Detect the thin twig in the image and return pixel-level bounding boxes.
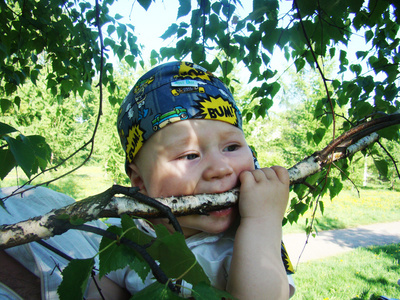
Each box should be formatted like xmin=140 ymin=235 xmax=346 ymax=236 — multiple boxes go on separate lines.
xmin=110 ymin=185 xmax=183 ymax=234
xmin=293 ymin=0 xmax=336 ymax=141
xmin=331 ymin=162 xmax=360 ymax=197
xmin=377 ymin=140 xmax=400 ymax=179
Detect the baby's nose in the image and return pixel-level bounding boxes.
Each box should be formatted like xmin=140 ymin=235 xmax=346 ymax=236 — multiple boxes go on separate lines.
xmin=203 ymin=155 xmax=234 ymax=180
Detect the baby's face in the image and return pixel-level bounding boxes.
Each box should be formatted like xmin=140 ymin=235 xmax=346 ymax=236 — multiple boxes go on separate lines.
xmin=129 ymin=119 xmax=255 ymax=237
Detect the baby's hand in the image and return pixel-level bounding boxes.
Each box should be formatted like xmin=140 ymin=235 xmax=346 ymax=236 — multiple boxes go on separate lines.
xmin=238 ymin=166 xmax=289 ymax=220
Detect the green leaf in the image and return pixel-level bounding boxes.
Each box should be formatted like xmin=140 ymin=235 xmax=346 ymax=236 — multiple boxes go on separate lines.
xmin=137 ymin=0 xmax=152 ymax=11
xmin=318 ymin=200 xmax=324 ymax=215
xmin=114 ymin=13 xmax=123 ymax=20
xmin=293 ymin=201 xmax=308 ymax=216
xmin=329 ymin=47 xmax=336 ymax=58
xmin=3 ymin=135 xmax=34 ymax=178
xmin=25 ymin=135 xmax=52 ymax=171
xmin=321 ymin=114 xmax=333 ymax=128
xmin=99 ymin=226 xmax=144 ymax=279
xmin=377 ymin=126 xmax=400 ymax=140
xmin=69 ymin=215 xmax=85 ymax=226
xmin=306 ymin=131 xmax=313 ymax=143
xmin=295 ymin=0 xmax=316 ymax=16
xmin=356 ymin=51 xmax=368 ymax=60
xmin=339 ymin=49 xmax=348 ymax=65
xmin=373 ymin=159 xmax=388 ymax=179
xmin=355 ymin=101 xmax=373 ymax=118
xmin=0 ymin=149 xmax=16 ymax=180
xmin=191 ymin=47 xmax=205 ymax=64
xmin=131 ymin=282 xmax=185 ymax=300
xmin=192 ymin=282 xmax=236 ymax=300
xmin=120 ymin=215 xmax=153 ymax=246
xmin=160 ymin=47 xmax=177 ymax=60
xmin=101 ymin=222 xmax=151 ymax=282
xmin=270 ymin=82 xmax=280 ymax=98
xmin=221 ymin=60 xmax=233 ymax=77
xmin=332 ymin=79 xmax=341 ymax=90
xmin=125 ymin=55 xmax=136 ymax=67
xmin=294 ymin=58 xmax=305 ymax=72
xmin=365 ymin=30 xmax=374 ymax=43
xmin=313 ymin=128 xmax=326 ymax=145
xmin=0 ymin=99 xmax=12 ymax=113
xmin=178 ymin=0 xmax=191 ymax=18
xmin=0 ymin=122 xmax=17 ymax=136
xmin=58 ymin=258 xmax=94 ymax=300
xmin=329 ymin=177 xmax=343 ymax=199
xmin=261 ymin=28 xmax=280 ymax=55
xmin=30 ymin=69 xmax=39 ymax=85
xmin=14 ymin=96 xmax=21 ymax=108
xmin=148 ymin=225 xmax=210 ymax=286
xmin=161 ymin=24 xmax=179 ymax=40
xmin=350 ymin=64 xmax=362 ymax=76
xmin=107 ymin=24 xmax=116 ymax=35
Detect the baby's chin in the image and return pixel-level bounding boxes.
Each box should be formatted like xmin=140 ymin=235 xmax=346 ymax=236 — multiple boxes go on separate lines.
xmin=203 ymin=206 xmax=238 ymax=233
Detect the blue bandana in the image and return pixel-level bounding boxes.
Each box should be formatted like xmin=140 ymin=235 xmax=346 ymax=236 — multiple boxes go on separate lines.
xmin=117 ymin=61 xmax=242 ymax=163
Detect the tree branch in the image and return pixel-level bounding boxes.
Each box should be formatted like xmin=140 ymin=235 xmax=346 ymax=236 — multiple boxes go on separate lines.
xmin=1 ymin=113 xmax=399 ymax=249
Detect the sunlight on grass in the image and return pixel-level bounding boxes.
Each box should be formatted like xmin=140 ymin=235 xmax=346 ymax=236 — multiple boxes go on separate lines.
xmin=0 ymin=166 xmax=116 ymax=200
xmin=292 ymin=243 xmax=400 ymax=300
xmin=283 ymin=188 xmax=400 ymax=234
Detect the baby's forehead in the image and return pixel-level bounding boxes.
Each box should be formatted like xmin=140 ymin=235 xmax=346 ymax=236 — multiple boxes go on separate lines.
xmin=147 ymin=119 xmax=246 ymax=149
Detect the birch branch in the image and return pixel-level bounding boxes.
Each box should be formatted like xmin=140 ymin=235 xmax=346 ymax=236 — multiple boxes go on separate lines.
xmin=1 ymin=113 xmax=399 ymax=250
xmin=288 ymin=132 xmax=379 ymax=184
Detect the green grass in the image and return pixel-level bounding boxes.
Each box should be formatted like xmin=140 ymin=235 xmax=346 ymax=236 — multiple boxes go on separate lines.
xmin=292 ymin=243 xmax=400 ymax=300
xmin=0 ymin=165 xmax=117 ymax=200
xmin=283 ymin=188 xmax=400 ymax=234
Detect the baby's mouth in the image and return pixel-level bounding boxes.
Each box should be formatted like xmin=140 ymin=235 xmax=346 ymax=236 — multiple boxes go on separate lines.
xmin=208 ymin=206 xmax=235 ymax=217
xmin=199 ymin=186 xmax=239 ymax=216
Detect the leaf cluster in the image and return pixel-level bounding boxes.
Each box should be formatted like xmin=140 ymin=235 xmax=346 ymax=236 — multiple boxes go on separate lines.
xmin=58 ymin=215 xmax=233 ymax=299
xmin=0 ymin=122 xmax=51 ymax=180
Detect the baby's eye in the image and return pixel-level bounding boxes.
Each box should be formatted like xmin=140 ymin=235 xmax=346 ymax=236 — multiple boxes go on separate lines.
xmin=178 ymin=153 xmax=199 ymax=160
xmin=224 ymin=144 xmax=240 ymax=152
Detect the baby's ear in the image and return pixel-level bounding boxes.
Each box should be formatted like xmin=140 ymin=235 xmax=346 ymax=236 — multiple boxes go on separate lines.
xmin=128 ymin=163 xmax=146 ymax=193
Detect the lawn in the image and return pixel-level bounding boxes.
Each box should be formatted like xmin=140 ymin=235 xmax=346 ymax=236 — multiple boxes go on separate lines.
xmin=292 ymin=243 xmax=400 ymax=300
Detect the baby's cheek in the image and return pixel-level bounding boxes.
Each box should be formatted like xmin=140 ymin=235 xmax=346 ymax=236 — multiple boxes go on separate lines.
xmin=151 ymin=176 xmax=196 ymax=197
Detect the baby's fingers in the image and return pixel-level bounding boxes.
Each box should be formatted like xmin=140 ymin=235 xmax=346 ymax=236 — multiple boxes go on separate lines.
xmin=270 ymin=166 xmax=290 ymax=185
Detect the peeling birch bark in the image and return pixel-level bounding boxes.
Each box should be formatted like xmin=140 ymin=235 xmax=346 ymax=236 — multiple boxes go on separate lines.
xmin=105 ymin=189 xmax=240 ymax=218
xmin=288 ymin=132 xmax=380 ymax=184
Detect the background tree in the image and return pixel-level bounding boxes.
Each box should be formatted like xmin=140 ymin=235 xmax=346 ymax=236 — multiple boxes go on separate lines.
xmin=1 ymin=0 xmax=400 ymax=298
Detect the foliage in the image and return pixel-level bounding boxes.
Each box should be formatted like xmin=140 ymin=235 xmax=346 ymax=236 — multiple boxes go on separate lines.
xmin=57 ymin=215 xmax=233 ymax=300
xmin=1 ymin=0 xmax=400 ymax=298
xmin=0 ymin=0 xmax=140 ymax=181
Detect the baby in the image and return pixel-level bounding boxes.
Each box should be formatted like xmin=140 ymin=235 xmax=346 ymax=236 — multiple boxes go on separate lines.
xmin=87 ymin=61 xmax=295 ymax=299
